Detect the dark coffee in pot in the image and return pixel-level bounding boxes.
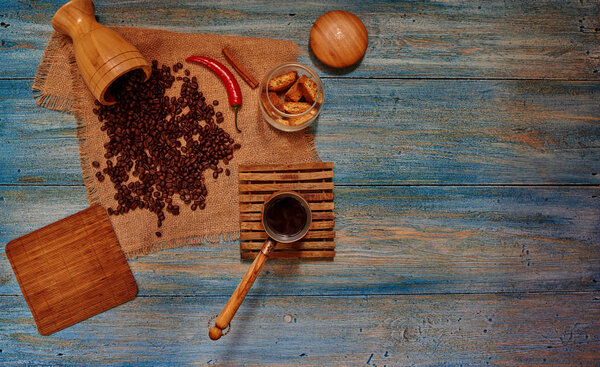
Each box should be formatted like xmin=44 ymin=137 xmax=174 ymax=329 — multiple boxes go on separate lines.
xmin=264 ymin=196 xmax=308 ymax=237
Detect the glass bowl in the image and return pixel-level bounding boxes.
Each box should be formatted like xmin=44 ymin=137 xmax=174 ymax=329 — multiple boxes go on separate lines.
xmin=259 ymin=62 xmax=324 ymax=132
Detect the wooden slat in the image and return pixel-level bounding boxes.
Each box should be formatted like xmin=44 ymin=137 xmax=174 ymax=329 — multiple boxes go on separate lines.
xmin=241 ymin=250 xmax=336 ymax=259
xmin=3 ymin=79 xmax=600 ymax=186
xmin=239 ymin=182 xmax=334 ymax=192
xmin=1 ymin=1 xmax=599 ymax=80
xmin=239 ymin=170 xmax=333 ymax=182
xmin=2 ymin=186 xmax=599 ymax=296
xmin=240 ymin=241 xmax=336 ymax=251
xmin=240 ymin=192 xmax=335 ymax=203
xmin=241 ymin=220 xmax=335 ymax=231
xmin=1 ymin=293 xmax=598 ymax=365
xmin=239 ymin=162 xmax=334 ymax=173
xmin=240 ymin=230 xmax=335 ymax=241
xmin=240 ymin=211 xmax=335 ymax=222
xmin=240 ymin=201 xmax=334 ymax=213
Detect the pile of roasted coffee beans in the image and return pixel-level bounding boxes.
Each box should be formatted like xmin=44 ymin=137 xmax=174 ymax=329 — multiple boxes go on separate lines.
xmin=91 ymin=60 xmax=241 ymax=237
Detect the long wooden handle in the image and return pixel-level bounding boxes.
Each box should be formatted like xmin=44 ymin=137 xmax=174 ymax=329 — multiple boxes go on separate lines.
xmin=209 ymin=238 xmax=276 ymax=340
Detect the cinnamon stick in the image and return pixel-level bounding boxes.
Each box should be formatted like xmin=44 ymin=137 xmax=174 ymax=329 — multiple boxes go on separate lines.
xmin=222 ymin=47 xmax=259 ymax=89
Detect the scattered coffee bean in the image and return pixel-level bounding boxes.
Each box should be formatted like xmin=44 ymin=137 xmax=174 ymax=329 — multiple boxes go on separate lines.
xmin=92 ymin=61 xmax=240 ymax=232
xmin=212 ymin=100 xmax=219 ymax=106
xmin=225 ymin=168 xmax=230 ymax=176
xmin=156 ymin=231 xmax=162 ymax=237
xmin=92 ymin=161 xmax=100 ymax=168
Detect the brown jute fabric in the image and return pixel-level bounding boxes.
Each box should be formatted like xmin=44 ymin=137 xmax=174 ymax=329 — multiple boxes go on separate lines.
xmin=33 ymin=27 xmax=319 ymax=258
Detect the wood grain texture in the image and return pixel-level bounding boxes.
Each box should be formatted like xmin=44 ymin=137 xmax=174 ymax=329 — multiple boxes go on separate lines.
xmin=51 ymin=0 xmax=151 ymax=104
xmin=0 ymin=0 xmax=599 ymax=79
xmin=1 ymin=185 xmax=598 ymax=297
xmin=6 ymin=205 xmax=137 ymax=335
xmin=0 ymin=293 xmax=598 ymax=365
xmin=1 ymin=78 xmax=599 ymax=186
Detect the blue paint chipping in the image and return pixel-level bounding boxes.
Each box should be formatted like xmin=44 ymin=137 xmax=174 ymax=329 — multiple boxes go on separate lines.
xmin=299 ymin=353 xmax=306 ymax=357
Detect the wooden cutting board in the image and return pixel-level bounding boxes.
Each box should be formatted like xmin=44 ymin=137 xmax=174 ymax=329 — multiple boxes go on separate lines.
xmin=239 ymin=162 xmax=336 ymax=259
xmin=5 ymin=205 xmax=137 ymax=335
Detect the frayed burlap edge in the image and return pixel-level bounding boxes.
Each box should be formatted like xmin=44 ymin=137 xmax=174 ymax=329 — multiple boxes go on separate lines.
xmin=32 ymin=35 xmax=74 ymax=112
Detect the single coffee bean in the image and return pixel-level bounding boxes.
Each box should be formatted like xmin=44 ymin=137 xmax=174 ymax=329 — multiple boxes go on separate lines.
xmin=212 ymin=100 xmax=219 ymax=106
xmin=156 ymin=231 xmax=162 ymax=237
xmin=92 ymin=161 xmax=100 ymax=168
xmin=225 ymin=168 xmax=230 ymax=176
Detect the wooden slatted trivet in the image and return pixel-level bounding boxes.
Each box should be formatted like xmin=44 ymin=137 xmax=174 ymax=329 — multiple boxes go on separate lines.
xmin=239 ymin=162 xmax=335 ymax=259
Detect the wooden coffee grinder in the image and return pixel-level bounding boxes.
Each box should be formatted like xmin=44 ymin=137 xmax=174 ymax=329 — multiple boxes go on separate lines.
xmin=52 ymin=0 xmax=151 ymax=105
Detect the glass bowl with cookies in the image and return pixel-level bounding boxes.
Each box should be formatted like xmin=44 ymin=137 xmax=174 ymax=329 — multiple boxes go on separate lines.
xmin=260 ymin=62 xmax=324 ymax=132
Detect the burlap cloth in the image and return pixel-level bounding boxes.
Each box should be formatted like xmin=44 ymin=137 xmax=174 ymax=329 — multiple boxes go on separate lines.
xmin=33 ymin=27 xmax=319 ymax=258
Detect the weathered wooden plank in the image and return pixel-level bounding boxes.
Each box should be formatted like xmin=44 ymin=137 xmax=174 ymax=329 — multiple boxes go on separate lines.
xmin=2 ymin=78 xmax=599 ymax=186
xmin=0 ymin=0 xmax=599 ymax=79
xmin=1 ymin=185 xmax=598 ymax=296
xmin=0 ymin=293 xmax=598 ymax=365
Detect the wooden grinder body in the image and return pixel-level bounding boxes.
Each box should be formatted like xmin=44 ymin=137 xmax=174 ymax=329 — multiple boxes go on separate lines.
xmin=52 ymin=0 xmax=150 ymax=105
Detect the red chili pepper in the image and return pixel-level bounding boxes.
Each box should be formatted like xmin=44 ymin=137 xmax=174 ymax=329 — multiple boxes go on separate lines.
xmin=185 ymin=55 xmax=242 ymax=133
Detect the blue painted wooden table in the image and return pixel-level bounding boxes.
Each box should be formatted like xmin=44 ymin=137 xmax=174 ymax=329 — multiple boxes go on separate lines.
xmin=1 ymin=1 xmax=599 ymax=365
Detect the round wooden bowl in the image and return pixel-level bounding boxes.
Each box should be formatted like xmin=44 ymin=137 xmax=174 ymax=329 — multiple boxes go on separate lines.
xmin=310 ymin=10 xmax=368 ymax=68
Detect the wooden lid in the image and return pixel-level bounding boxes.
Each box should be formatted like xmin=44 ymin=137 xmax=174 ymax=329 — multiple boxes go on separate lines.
xmin=310 ymin=11 xmax=368 ymax=68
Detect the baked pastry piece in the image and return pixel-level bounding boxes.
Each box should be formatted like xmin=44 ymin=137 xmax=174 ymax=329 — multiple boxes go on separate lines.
xmin=283 ymin=101 xmax=312 ymax=114
xmin=300 ymin=76 xmax=318 ymax=103
xmin=268 ymin=92 xmax=284 ymax=111
xmin=285 ymin=75 xmax=309 ymax=102
xmin=268 ymin=71 xmax=298 ymax=92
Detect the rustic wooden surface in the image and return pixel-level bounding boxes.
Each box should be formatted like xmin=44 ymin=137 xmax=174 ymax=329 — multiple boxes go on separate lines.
xmin=0 ymin=0 xmax=599 ymax=365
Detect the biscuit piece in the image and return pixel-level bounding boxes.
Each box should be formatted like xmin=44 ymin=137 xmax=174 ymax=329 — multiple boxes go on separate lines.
xmin=300 ymin=76 xmax=319 ymax=104
xmin=284 ymin=75 xmax=309 ymax=102
xmin=268 ymin=92 xmax=284 ymax=111
xmin=289 ymin=109 xmax=317 ymax=126
xmin=268 ymin=71 xmax=298 ymax=92
xmin=283 ymin=101 xmax=312 ymax=115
